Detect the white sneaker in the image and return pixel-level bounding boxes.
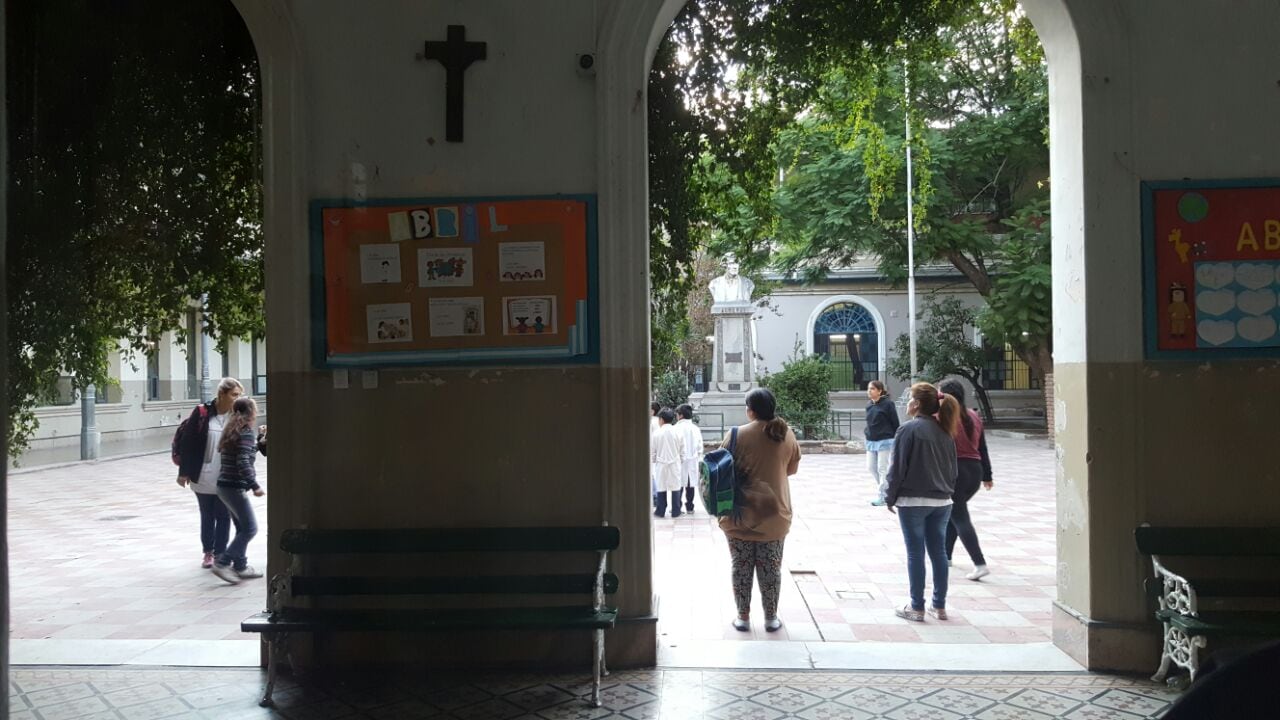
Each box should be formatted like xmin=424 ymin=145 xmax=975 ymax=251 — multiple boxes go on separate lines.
xmin=211 ymin=564 xmax=240 ymax=584
xmin=967 ymin=565 xmax=990 ymax=581
xmin=235 ymin=565 xmax=263 ymax=579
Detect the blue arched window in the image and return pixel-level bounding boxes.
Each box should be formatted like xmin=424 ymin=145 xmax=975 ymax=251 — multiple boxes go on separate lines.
xmin=813 ymin=302 xmax=879 ymax=390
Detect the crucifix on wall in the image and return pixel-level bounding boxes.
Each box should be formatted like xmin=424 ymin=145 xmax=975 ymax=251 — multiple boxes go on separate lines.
xmin=421 ymin=25 xmax=486 ymax=142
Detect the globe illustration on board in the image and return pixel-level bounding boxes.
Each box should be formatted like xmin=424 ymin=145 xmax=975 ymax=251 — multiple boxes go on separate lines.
xmin=1177 ymin=192 xmax=1209 ymax=223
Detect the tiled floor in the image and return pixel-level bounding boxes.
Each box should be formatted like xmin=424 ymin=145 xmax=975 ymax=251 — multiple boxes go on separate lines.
xmin=654 ymin=436 xmax=1057 ymax=645
xmin=9 ymin=435 xmax=1056 ymax=663
xmin=9 ymin=453 xmax=268 ymax=645
xmin=9 ymin=666 xmax=1180 ymax=719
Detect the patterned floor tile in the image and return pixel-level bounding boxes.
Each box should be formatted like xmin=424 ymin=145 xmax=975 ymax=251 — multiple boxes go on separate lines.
xmin=8 ymin=667 xmax=1183 ymax=719
xmin=705 ymin=699 xmax=786 ymax=720
xmin=917 ymin=688 xmax=999 ymax=715
xmin=1087 ymin=688 xmax=1171 ymax=717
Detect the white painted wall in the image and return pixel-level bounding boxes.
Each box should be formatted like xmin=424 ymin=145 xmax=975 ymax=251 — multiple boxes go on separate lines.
xmin=755 ymin=284 xmax=985 ymax=398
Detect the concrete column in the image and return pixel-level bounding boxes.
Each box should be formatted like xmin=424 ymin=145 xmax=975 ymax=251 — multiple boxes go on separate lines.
xmin=79 ymin=384 xmax=100 ymax=460
xmin=199 ymin=297 xmax=212 ymax=402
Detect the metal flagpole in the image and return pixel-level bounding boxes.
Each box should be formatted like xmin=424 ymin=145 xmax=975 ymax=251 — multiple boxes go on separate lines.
xmin=905 ymin=59 xmax=918 ymax=382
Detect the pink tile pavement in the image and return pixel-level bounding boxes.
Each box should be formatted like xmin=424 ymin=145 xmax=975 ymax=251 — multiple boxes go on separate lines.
xmin=653 ymin=435 xmax=1058 ymax=644
xmin=10 ymin=435 xmax=1055 ymax=647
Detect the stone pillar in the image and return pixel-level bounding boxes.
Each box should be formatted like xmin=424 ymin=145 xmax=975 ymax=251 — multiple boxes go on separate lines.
xmin=692 ymin=302 xmax=756 ymax=429
xmin=79 ymin=383 xmax=100 ymax=460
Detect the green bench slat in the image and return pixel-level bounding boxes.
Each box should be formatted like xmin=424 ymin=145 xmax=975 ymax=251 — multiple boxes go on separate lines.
xmin=281 ymin=527 xmax=620 ymax=554
xmin=1145 ymin=577 xmax=1280 ymax=599
xmin=1135 ymin=526 xmax=1280 ymax=557
xmin=1157 ymin=610 xmax=1280 ymax=637
xmin=292 ymin=574 xmax=619 ymax=596
xmin=242 ymin=606 xmax=619 ymax=633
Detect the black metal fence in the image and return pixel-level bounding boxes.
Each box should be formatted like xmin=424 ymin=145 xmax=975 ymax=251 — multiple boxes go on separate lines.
xmin=982 ymin=343 xmax=1040 ymax=390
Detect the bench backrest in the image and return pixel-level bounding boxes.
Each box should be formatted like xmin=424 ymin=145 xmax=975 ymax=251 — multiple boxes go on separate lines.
xmin=280 ymin=527 xmax=620 ymax=554
xmin=277 ymin=527 xmax=620 ymax=600
xmin=1135 ymin=526 xmax=1280 ymax=557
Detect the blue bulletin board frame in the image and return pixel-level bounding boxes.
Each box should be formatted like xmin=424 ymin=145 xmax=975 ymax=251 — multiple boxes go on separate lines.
xmin=1142 ymin=178 xmax=1280 ymax=361
xmin=309 ymin=194 xmax=599 ymax=369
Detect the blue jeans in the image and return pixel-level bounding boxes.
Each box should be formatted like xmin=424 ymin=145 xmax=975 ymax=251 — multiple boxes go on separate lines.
xmin=195 ymin=493 xmax=230 ymax=555
xmin=897 ymin=504 xmax=953 ymax=611
xmin=216 ymin=486 xmax=258 ymax=571
xmin=866 ymin=439 xmax=894 ymax=501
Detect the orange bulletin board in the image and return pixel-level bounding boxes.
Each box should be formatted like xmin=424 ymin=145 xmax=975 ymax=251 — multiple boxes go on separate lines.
xmin=310 ymin=195 xmax=597 ymax=367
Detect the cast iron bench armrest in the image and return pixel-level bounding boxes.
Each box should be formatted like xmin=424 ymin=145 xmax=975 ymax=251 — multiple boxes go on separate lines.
xmin=1135 ymin=524 xmax=1280 ymax=685
xmin=1150 ymin=556 xmax=1199 ymax=617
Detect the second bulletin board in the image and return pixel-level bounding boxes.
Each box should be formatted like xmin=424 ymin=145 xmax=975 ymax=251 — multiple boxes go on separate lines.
xmin=311 ymin=195 xmax=597 ymax=367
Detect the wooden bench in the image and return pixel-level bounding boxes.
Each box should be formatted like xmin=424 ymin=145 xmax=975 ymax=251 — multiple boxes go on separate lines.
xmin=1135 ymin=525 xmax=1280 ymax=684
xmin=242 ymin=526 xmax=621 ymax=707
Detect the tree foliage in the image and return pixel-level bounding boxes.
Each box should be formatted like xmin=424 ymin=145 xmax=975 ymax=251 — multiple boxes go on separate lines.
xmin=650 ymin=1 xmax=1049 ymax=397
xmin=647 ymin=0 xmax=969 ymax=367
xmin=652 ymin=369 xmax=692 ymax=410
xmin=5 ymin=1 xmax=262 ymax=454
xmin=759 ymin=349 xmax=832 ymax=439
xmin=887 ymin=296 xmax=994 ymax=422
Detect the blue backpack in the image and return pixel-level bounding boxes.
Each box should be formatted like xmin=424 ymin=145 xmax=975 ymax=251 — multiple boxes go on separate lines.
xmin=699 ymin=426 xmax=740 ymax=517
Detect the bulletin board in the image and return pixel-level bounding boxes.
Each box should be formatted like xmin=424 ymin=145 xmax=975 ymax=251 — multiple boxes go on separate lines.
xmin=1143 ymin=179 xmax=1280 ymax=359
xmin=311 ymin=195 xmax=597 ymax=368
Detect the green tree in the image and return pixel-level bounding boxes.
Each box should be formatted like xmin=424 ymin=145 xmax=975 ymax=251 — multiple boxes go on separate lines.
xmin=652 ymin=370 xmax=692 ymax=409
xmin=763 ymin=0 xmax=1052 ymax=386
xmin=646 ymin=0 xmax=969 ymax=367
xmin=979 ymin=199 xmax=1052 ymax=377
xmin=887 ymin=296 xmax=994 ymax=422
xmin=6 ymin=1 xmax=263 ymax=455
xmin=759 ymin=349 xmax=833 ymax=439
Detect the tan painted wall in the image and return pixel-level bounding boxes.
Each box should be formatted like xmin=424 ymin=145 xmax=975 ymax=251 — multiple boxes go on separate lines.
xmin=234 ymin=0 xmax=656 ymax=668
xmin=1028 ymin=0 xmax=1280 ymax=669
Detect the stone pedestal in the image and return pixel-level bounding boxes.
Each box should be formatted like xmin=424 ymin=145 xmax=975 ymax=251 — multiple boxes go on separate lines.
xmin=690 ymin=302 xmax=756 ymax=435
xmin=709 ymin=302 xmax=755 ymax=393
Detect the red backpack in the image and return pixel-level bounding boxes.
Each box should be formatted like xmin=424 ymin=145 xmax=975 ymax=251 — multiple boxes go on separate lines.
xmin=171 ymin=404 xmax=210 ymax=466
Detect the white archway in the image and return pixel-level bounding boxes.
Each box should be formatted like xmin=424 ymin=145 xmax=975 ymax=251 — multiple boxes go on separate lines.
xmin=599 ymin=0 xmax=1084 ymax=667
xmin=803 ymin=294 xmax=889 ymax=384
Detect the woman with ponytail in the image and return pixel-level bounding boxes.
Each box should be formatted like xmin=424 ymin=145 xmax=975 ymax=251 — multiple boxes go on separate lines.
xmin=719 ymin=388 xmax=802 ymax=633
xmin=885 ymin=382 xmax=961 ymax=622
xmin=937 ymin=379 xmax=994 ymax=581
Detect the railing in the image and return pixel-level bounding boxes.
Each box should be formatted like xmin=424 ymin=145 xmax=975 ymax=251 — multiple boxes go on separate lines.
xmin=793 ymin=409 xmax=858 ymax=441
xmin=828 ymin=359 xmax=878 ymax=392
xmin=692 ymin=411 xmax=724 ymax=440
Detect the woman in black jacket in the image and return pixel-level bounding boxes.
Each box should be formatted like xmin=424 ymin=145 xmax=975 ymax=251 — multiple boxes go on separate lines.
xmin=210 ymin=397 xmax=266 ymax=584
xmin=175 ymin=377 xmax=242 ymax=568
xmin=865 ymin=380 xmax=900 ymax=506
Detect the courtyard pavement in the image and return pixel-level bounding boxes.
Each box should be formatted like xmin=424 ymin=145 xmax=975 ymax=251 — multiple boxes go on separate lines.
xmin=8 ymin=435 xmax=1059 ymax=668
xmin=8 ymin=453 xmax=268 ymax=664
xmin=653 ymin=436 xmax=1059 ymax=651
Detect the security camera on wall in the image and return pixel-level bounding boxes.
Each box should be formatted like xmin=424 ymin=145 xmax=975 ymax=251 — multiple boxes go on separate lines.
xmin=576 ymin=52 xmax=596 ymax=77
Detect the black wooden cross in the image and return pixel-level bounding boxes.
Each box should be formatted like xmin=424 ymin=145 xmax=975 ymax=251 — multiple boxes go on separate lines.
xmin=422 ymin=25 xmax=487 ymax=143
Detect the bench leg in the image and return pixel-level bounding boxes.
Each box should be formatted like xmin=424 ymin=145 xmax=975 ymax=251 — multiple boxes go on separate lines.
xmin=260 ymin=632 xmax=289 ymax=707
xmin=1152 ymin=645 xmax=1173 ymax=683
xmin=591 ymin=628 xmax=604 ymax=708
xmin=1155 ymin=623 xmax=1206 ymax=685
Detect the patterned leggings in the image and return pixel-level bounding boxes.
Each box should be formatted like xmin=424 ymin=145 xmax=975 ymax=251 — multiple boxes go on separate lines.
xmin=727 ymin=538 xmax=785 ymax=618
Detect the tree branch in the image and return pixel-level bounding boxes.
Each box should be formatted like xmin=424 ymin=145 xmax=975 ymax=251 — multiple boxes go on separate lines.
xmin=944 ymin=250 xmax=993 ymax=296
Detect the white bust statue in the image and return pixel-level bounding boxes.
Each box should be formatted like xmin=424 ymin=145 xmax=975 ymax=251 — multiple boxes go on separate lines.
xmin=709 ymin=257 xmax=754 ymax=305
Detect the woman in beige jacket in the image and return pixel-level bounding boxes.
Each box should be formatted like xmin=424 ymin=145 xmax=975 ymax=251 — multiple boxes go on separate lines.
xmin=719 ymin=388 xmax=802 ymax=632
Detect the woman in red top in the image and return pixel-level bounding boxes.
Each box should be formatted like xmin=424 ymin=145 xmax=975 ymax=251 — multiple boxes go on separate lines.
xmin=938 ymin=379 xmax=993 ymax=581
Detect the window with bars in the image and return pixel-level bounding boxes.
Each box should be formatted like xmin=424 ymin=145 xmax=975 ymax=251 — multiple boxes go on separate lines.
xmin=813 ymin=302 xmax=879 ymax=391
xmin=981 ymin=342 xmax=1040 ymax=390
